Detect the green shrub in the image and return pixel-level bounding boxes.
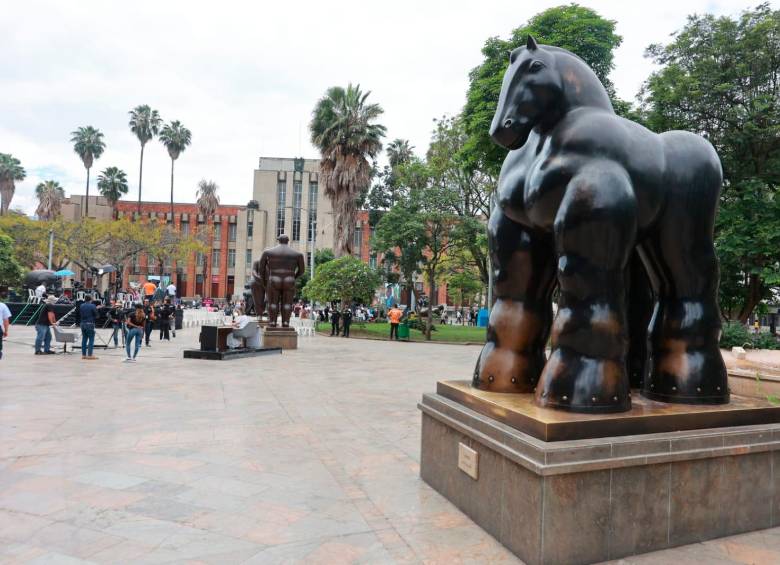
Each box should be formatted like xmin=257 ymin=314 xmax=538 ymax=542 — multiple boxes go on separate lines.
xmin=720 ymin=322 xmax=780 ymax=350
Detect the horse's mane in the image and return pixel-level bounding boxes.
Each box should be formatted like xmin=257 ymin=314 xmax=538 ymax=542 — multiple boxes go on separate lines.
xmin=537 ymin=44 xmax=614 ymax=113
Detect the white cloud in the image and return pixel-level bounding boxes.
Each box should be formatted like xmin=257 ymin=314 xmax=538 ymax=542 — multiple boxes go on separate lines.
xmin=1 ymin=0 xmax=770 ymax=214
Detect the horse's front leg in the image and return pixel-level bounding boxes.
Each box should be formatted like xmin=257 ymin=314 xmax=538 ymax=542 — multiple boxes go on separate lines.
xmin=473 ymin=208 xmax=557 ymax=393
xmin=536 ymin=163 xmax=637 ymax=412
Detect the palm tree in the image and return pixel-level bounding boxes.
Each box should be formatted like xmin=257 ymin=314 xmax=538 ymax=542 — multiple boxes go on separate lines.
xmin=97 ymin=166 xmax=129 ymax=216
xmin=310 ymin=83 xmax=386 ymax=257
xmin=70 ymin=126 xmax=106 ymax=217
xmin=387 ymin=138 xmax=414 ymax=168
xmin=35 ymin=180 xmax=65 ymax=220
xmin=0 ymin=153 xmax=26 ymax=215
xmin=196 ymin=180 xmax=220 ymax=297
xmin=128 ymin=105 xmax=162 ymax=214
xmin=158 ymin=120 xmax=192 ymax=219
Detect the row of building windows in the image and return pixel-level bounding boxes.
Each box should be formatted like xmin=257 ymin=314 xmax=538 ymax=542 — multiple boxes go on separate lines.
xmin=276 ymin=179 xmax=319 ymax=241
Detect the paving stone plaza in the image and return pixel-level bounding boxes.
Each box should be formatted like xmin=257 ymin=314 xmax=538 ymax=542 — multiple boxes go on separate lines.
xmin=0 ymin=327 xmax=778 ymax=563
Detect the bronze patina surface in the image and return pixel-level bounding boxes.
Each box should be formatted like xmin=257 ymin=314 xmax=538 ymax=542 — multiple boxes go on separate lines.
xmin=251 ymin=234 xmax=306 ymax=328
xmin=440 ymin=380 xmax=780 ymax=442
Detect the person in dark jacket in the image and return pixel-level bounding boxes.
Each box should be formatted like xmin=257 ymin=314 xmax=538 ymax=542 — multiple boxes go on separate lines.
xmin=79 ymin=299 xmax=100 ymax=360
xmin=143 ymin=299 xmax=156 ymax=346
xmin=341 ymin=307 xmax=352 ymax=337
xmin=157 ymin=298 xmax=174 ymax=341
xmin=330 ymin=308 xmax=341 ymax=336
xmin=109 ymin=300 xmax=126 ymax=348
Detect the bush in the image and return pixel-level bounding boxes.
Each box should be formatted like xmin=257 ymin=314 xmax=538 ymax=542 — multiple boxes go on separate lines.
xmin=407 ymin=316 xmax=436 ymax=332
xmin=720 ymin=322 xmax=780 ymax=350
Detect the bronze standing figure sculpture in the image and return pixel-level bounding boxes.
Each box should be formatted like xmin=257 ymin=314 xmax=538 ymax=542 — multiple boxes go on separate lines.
xmin=473 ymin=36 xmax=728 ymax=413
xmin=252 ymin=234 xmax=305 ymax=328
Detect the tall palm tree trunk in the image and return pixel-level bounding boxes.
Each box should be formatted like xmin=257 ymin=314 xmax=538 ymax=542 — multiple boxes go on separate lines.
xmin=333 ymin=191 xmax=356 ymax=257
xmin=170 ymin=158 xmax=175 ymax=220
xmin=137 ymin=143 xmax=145 ymax=214
xmin=84 ymin=167 xmax=90 ymax=217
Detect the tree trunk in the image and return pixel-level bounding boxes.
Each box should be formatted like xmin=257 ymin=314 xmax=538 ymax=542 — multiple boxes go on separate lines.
xmin=170 ymin=158 xmax=175 ymax=220
xmin=84 ymin=167 xmax=91 ymax=218
xmin=0 ymin=180 xmax=11 ymax=215
xmin=332 ymin=190 xmax=356 ymax=257
xmin=137 ymin=143 xmax=145 ymax=214
xmin=425 ymin=267 xmax=434 ymax=341
xmin=737 ymin=273 xmax=763 ymax=324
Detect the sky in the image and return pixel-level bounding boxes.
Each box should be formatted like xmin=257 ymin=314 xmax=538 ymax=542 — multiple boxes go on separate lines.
xmin=1 ymin=0 xmax=773 ymax=215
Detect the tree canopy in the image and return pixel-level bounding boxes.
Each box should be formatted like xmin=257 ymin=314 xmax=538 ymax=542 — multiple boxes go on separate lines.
xmin=303 ymin=255 xmax=381 ymax=306
xmin=0 ymin=232 xmax=24 ymax=287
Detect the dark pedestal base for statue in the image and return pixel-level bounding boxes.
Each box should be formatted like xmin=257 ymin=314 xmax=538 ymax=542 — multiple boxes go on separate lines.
xmin=183 ymin=347 xmax=281 ymax=361
xmin=420 ymin=381 xmax=780 ymax=565
xmin=262 ymin=326 xmax=298 ymax=350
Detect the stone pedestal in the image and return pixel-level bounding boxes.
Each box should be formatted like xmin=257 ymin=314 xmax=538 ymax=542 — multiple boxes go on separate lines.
xmin=262 ymin=326 xmax=298 ymax=350
xmin=420 ymin=381 xmax=780 ymax=565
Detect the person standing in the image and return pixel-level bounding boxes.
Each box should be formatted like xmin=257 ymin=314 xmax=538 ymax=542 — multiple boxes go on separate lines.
xmin=79 ymin=299 xmax=100 ymax=360
xmin=166 ymin=281 xmax=177 ymax=302
xmin=158 ymin=298 xmax=173 ymax=341
xmin=109 ymin=300 xmax=126 ymax=348
xmin=142 ymin=279 xmax=156 ymax=302
xmin=330 ymin=308 xmax=341 ymax=336
xmin=0 ymin=292 xmax=11 ymax=360
xmin=143 ymin=299 xmax=156 ymax=346
xmin=341 ymin=307 xmax=352 ymax=338
xmin=124 ymin=304 xmax=145 ymax=362
xmin=388 ymin=303 xmax=403 ymax=340
xmin=34 ymin=295 xmax=57 ymax=355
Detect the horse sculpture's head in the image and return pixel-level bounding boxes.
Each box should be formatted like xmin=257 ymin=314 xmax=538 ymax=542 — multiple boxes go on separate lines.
xmin=490 ymin=36 xmax=564 ymax=150
xmin=490 ymin=36 xmax=613 ymax=150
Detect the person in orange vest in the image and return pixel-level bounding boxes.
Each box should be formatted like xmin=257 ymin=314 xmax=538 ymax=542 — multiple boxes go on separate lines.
xmin=388 ymin=304 xmax=403 ymax=340
xmin=142 ymin=279 xmax=157 ymax=302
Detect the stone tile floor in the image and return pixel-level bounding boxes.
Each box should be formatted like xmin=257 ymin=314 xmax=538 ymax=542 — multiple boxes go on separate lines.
xmin=1 ymin=326 xmax=780 ymax=564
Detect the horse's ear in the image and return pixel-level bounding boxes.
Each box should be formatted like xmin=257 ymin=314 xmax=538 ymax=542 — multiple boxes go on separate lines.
xmin=526 ymin=35 xmax=538 ymax=51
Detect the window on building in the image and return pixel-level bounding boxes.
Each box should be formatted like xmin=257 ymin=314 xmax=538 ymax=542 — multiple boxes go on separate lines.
xmin=247 ymin=221 xmax=253 ymax=238
xmin=212 ymin=249 xmax=220 ymax=269
xmin=180 ymin=221 xmax=189 ymax=236
xmin=292 ymin=179 xmax=302 ymax=241
xmin=214 ymin=222 xmax=221 ymax=239
xmin=307 ymin=181 xmax=318 ymax=242
xmin=227 ymin=249 xmax=236 ymax=268
xmin=369 ymin=254 xmax=377 ymax=269
xmin=353 ymin=226 xmax=363 ymax=257
xmin=228 ymin=223 xmax=237 ymax=242
xmin=196 ymin=252 xmax=204 ymax=266
xmin=246 ymin=249 xmax=252 ymax=265
xmin=276 ymin=180 xmax=286 ymax=237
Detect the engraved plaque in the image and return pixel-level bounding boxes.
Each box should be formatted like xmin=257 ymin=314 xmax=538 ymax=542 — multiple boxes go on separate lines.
xmin=458 ymin=442 xmax=478 ymax=480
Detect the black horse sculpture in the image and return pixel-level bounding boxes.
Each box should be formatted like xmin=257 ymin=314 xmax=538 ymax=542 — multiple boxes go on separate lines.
xmin=473 ymin=36 xmax=728 ymax=413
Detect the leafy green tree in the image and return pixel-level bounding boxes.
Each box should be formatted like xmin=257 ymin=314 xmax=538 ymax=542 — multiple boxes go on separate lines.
xmin=310 ymin=83 xmax=386 ymax=256
xmin=159 ymin=120 xmax=192 ymax=218
xmin=0 ymin=153 xmax=26 ymax=216
xmin=640 ymin=3 xmax=780 ymax=322
xmin=97 ymin=166 xmax=129 ymax=213
xmin=314 ymin=248 xmax=335 ymax=266
xmin=303 ymin=255 xmax=381 ymax=306
xmin=461 ymin=4 xmax=624 ymax=177
xmin=366 ymin=138 xmax=415 ymax=226
xmin=128 ymin=104 xmax=162 ymax=213
xmin=374 ymin=158 xmax=463 ymax=339
xmin=0 ymin=233 xmax=24 ymax=287
xmin=70 ymin=126 xmax=106 ymax=217
xmin=35 ymin=180 xmax=65 ymax=221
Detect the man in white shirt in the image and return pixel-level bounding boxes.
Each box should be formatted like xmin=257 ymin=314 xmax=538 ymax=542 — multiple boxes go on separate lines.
xmin=35 ymin=283 xmax=46 ymax=300
xmin=166 ymin=282 xmax=176 ymax=300
xmin=0 ymin=296 xmax=11 ymax=360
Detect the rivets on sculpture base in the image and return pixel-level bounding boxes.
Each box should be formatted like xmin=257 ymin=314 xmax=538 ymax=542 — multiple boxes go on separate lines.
xmin=672 ymin=386 xmax=677 ymax=391
xmin=562 ymin=395 xmax=568 ymax=401
xmin=488 ymin=375 xmax=494 ymax=383
xmin=511 ymin=377 xmax=517 ymax=384
xmin=697 ymin=387 xmax=701 ymax=392
xmin=591 ymin=396 xmax=597 ymax=402
xmin=613 ymin=396 xmax=618 ymax=401
xmin=717 ymin=386 xmax=721 ymax=391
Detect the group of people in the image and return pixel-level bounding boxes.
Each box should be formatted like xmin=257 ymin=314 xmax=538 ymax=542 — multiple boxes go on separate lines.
xmin=326 ymin=306 xmax=354 ymax=337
